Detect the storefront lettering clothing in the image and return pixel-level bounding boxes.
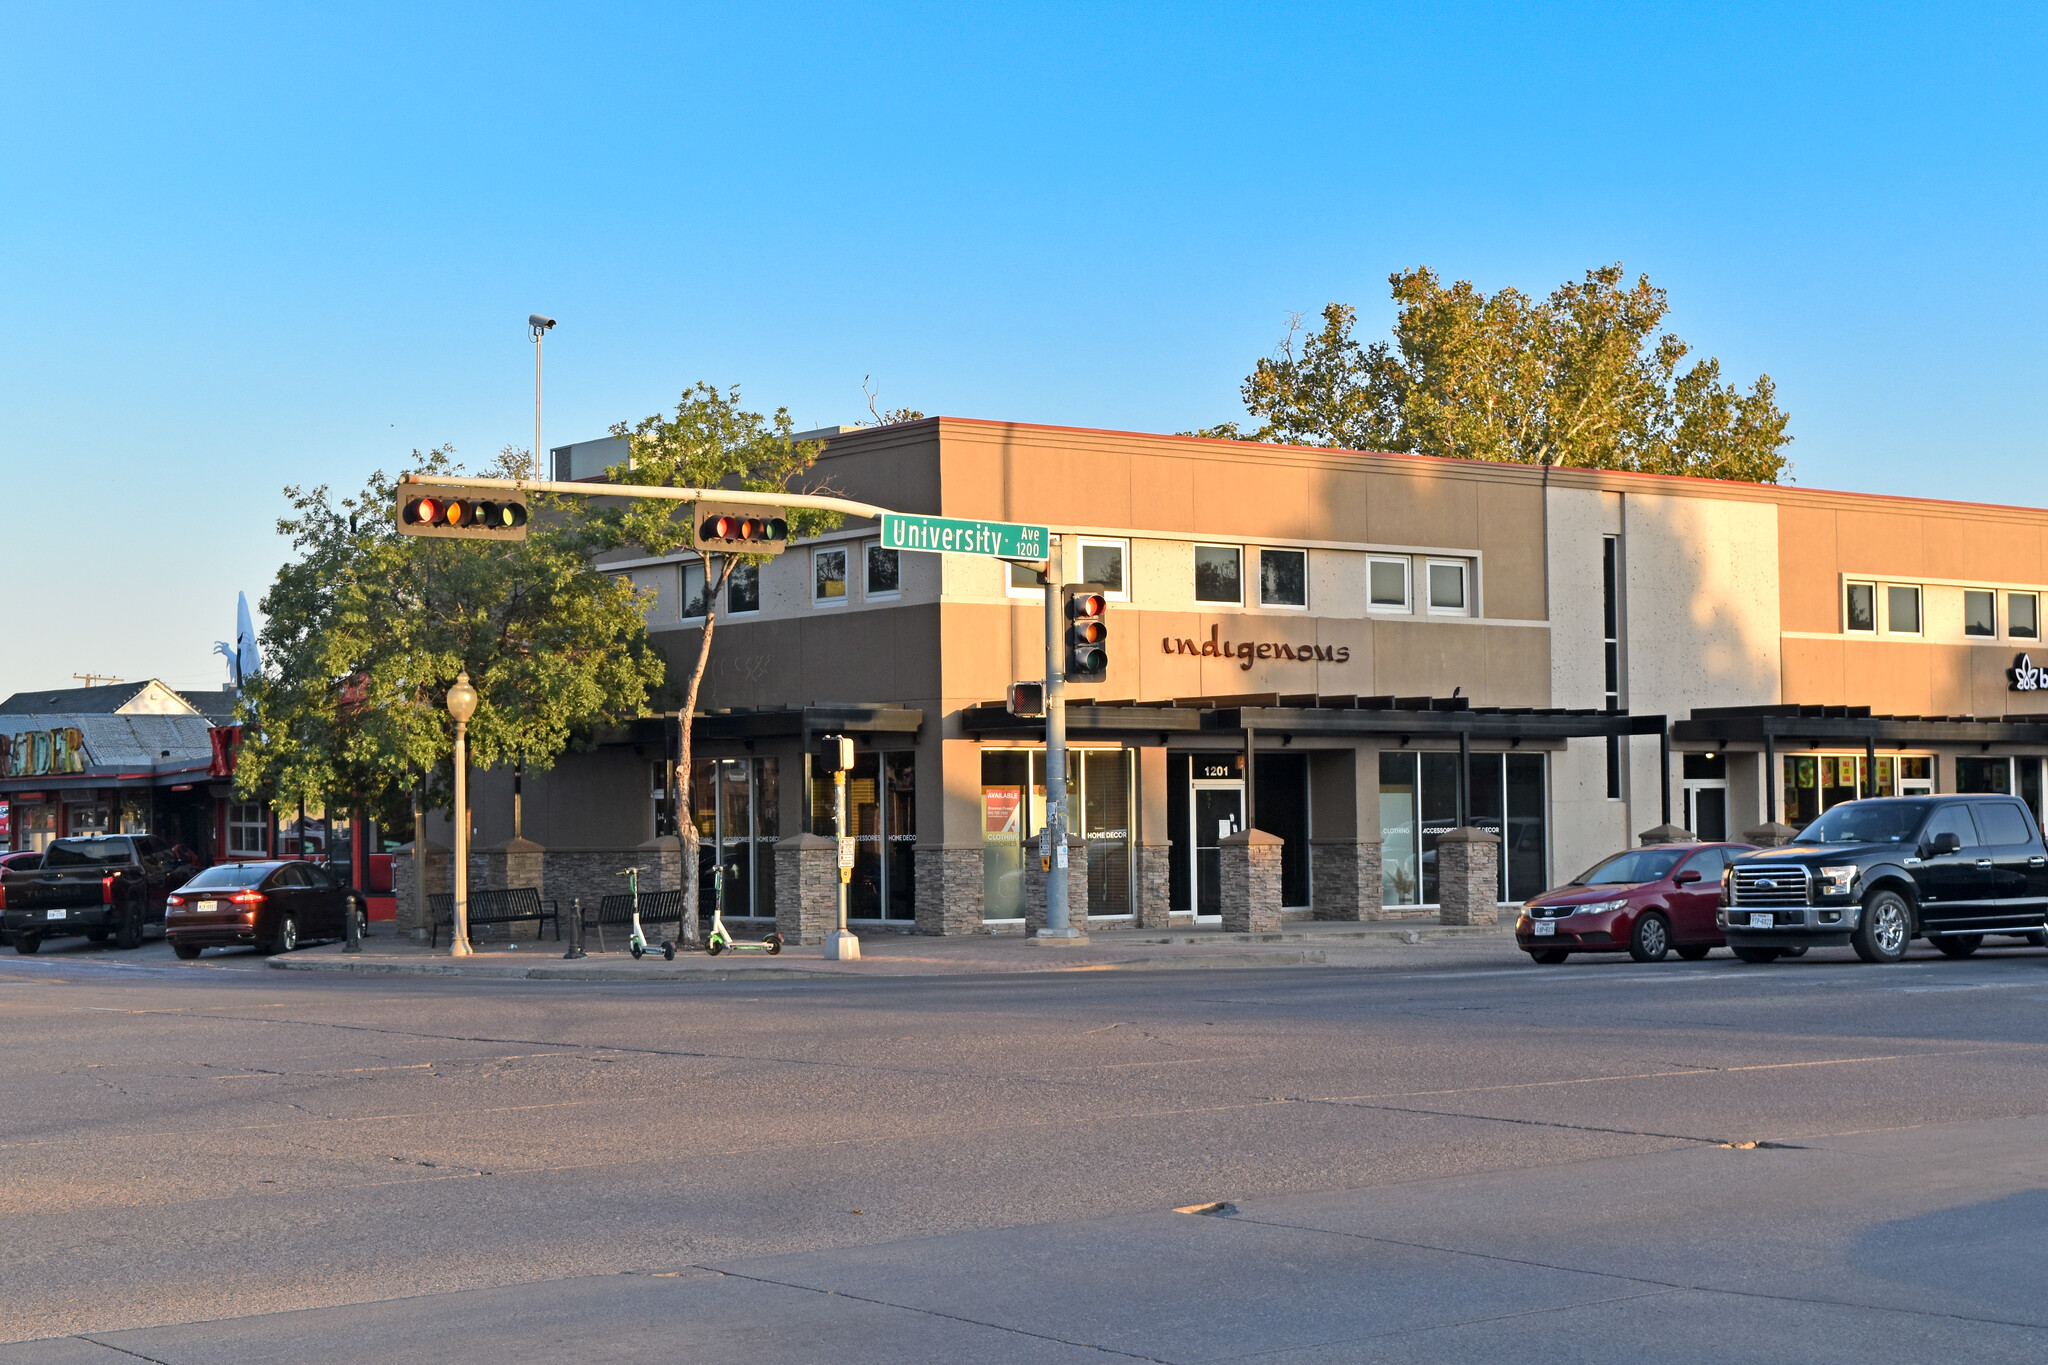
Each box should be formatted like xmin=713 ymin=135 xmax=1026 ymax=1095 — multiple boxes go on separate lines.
xmin=1161 ymin=624 xmax=1351 ymax=669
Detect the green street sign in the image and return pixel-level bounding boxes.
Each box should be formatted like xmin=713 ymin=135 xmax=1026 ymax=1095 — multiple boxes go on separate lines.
xmin=879 ymin=513 xmax=1050 ymax=561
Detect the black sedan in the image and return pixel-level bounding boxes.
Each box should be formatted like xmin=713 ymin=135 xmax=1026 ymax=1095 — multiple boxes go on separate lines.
xmin=165 ymin=860 xmax=366 ymax=957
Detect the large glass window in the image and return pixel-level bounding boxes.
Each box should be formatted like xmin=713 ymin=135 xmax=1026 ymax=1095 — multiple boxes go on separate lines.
xmin=690 ymin=757 xmax=781 ymax=918
xmin=981 ymin=749 xmax=1030 ymax=921
xmin=1259 ymin=549 xmax=1307 ymax=608
xmin=809 ymin=751 xmax=914 ymax=920
xmin=980 ymin=747 xmax=1133 ymax=920
xmin=1195 ymin=546 xmax=1241 ymax=603
xmin=1965 ymin=589 xmax=1996 ymax=638
xmin=1379 ymin=751 xmax=1546 ymax=906
xmin=229 ymin=803 xmax=267 ymax=856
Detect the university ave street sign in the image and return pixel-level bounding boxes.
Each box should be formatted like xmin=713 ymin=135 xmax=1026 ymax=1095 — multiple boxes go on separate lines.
xmin=879 ymin=513 xmax=1050 ymax=561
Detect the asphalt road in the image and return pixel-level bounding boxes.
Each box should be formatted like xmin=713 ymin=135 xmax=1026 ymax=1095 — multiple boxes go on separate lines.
xmin=4 ymin=934 xmax=2047 ymax=1362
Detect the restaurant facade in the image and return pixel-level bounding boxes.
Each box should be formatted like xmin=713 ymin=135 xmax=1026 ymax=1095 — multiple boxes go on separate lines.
xmin=441 ymin=418 xmax=2048 ymax=933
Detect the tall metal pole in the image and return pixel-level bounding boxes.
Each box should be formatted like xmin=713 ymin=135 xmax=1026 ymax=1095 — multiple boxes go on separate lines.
xmin=533 ymin=328 xmax=543 ymax=481
xmin=1041 ymin=539 xmax=1082 ymax=940
xmin=836 ymin=767 xmax=850 ymax=935
xmin=451 ymin=719 xmax=473 ymax=956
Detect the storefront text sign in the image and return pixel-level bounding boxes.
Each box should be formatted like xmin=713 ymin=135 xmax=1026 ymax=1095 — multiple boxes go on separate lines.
xmin=2011 ymin=654 xmax=2043 ymax=691
xmin=880 ymin=513 xmax=1049 ymax=560
xmin=1162 ymin=624 xmax=1352 ymax=671
xmin=1 ymin=727 xmax=88 ymax=777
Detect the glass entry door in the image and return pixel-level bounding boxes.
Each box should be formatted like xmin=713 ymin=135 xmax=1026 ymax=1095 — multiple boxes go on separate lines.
xmin=1191 ymin=782 xmax=1244 ymax=920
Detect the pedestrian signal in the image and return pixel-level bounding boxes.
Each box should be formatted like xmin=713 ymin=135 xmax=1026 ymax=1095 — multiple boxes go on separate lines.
xmin=396 ymin=482 xmax=529 ymax=540
xmin=695 ymin=503 xmax=790 ymax=554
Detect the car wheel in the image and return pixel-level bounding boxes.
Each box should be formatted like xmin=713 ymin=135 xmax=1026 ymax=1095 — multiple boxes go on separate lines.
xmin=1676 ymin=944 xmax=1712 ymax=961
xmin=1529 ymin=948 xmax=1570 ymax=964
xmin=13 ymin=934 xmax=40 ymax=955
xmin=269 ymin=914 xmax=300 ymax=955
xmin=1628 ymin=912 xmax=1671 ymax=963
xmin=1931 ymin=933 xmax=1983 ymax=958
xmin=172 ymin=943 xmax=203 ymax=960
xmin=1852 ymin=889 xmax=1912 ymax=964
xmin=1732 ymin=946 xmax=1781 ymax=963
xmin=114 ymin=903 xmax=144 ymax=950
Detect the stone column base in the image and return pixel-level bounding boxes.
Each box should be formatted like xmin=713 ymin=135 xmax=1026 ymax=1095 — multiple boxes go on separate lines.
xmin=774 ymin=833 xmax=839 ymax=945
xmin=1436 ymin=826 xmax=1501 ymax=926
xmin=1638 ymin=823 xmax=1695 ymax=846
xmin=1025 ymin=836 xmax=1090 ymax=936
xmin=480 ymin=837 xmax=545 ymax=893
xmin=913 ymin=846 xmax=984 ymax=935
xmin=1136 ymin=843 xmax=1173 ymax=928
xmin=1310 ymin=838 xmax=1384 ymax=921
xmin=1743 ymin=821 xmax=1798 ymax=847
xmin=1220 ymin=828 xmax=1284 ymax=933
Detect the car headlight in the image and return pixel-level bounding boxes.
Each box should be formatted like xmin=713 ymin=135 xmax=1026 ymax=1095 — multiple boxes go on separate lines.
xmin=1818 ymin=865 xmax=1859 ymax=897
xmin=1573 ymin=898 xmax=1629 ymax=916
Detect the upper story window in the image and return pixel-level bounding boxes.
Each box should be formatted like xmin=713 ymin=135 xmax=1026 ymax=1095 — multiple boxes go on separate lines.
xmin=1885 ymin=584 xmax=1921 ymax=635
xmin=1844 ymin=581 xmax=1876 ymax=632
xmin=726 ymin=560 xmax=760 ymax=615
xmin=681 ymin=561 xmax=710 ymax=621
xmin=228 ymin=803 xmax=267 ymax=856
xmin=814 ymin=546 xmax=848 ymax=605
xmin=1079 ymin=538 xmax=1129 ymax=600
xmin=1195 ymin=545 xmax=1242 ymax=604
xmin=2011 ymin=592 xmax=2040 ymax=640
xmin=864 ymin=542 xmax=900 ymax=598
xmin=1965 ymin=589 xmax=1996 ymax=638
xmin=1259 ymin=548 xmax=1307 ymax=608
xmin=1008 ymin=560 xmax=1042 ymax=596
xmin=1368 ymin=556 xmax=1410 ymax=612
xmin=1426 ymin=559 xmax=1469 ymax=615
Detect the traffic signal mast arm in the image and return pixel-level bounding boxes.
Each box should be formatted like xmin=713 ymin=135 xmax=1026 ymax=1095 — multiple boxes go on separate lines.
xmin=397 ymin=473 xmax=893 ymax=521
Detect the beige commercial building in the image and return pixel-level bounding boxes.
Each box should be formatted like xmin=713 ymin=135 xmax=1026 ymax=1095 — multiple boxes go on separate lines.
xmin=447 ymin=419 xmax=2048 ymax=933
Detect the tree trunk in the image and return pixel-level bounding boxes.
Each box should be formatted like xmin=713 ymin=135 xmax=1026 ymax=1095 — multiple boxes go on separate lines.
xmin=673 ymin=553 xmax=731 ymax=947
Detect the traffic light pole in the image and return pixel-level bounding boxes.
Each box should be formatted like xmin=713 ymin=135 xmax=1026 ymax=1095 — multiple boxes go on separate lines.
xmin=1038 ymin=539 xmax=1084 ymax=943
xmin=400 ymin=474 xmax=892 ymax=521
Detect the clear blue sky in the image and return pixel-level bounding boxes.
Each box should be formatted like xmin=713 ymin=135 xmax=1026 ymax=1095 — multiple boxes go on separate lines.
xmin=3 ymin=3 xmax=2042 ymax=700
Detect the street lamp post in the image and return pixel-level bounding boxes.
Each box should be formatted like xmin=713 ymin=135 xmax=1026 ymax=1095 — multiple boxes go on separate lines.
xmin=528 ymin=314 xmax=555 ymax=481
xmin=446 ymin=671 xmax=478 ymax=957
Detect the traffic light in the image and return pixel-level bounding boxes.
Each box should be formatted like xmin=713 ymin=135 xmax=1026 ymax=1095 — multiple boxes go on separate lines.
xmin=695 ymin=503 xmax=790 ymax=554
xmin=1064 ymin=583 xmax=1109 ymax=684
xmin=395 ymin=482 xmax=529 ymax=540
xmin=818 ymin=735 xmax=856 ymax=772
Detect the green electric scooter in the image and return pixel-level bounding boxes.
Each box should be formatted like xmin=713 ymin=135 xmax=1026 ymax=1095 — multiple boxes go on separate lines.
xmin=704 ymin=863 xmax=783 ymax=956
xmin=619 ymin=865 xmax=676 ymax=961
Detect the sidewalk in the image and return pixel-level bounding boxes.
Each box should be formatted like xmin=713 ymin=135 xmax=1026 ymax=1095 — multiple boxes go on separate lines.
xmin=268 ymin=918 xmax=1517 ymax=981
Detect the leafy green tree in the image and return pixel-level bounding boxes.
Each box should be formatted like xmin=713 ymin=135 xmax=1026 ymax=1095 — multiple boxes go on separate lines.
xmin=238 ymin=445 xmax=665 ymax=842
xmin=595 ymin=384 xmax=844 ymax=931
xmin=1193 ymin=264 xmax=1791 ymax=483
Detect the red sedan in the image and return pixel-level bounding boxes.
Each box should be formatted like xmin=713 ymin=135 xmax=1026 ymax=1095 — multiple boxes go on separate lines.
xmin=1515 ymin=842 xmax=1756 ymax=964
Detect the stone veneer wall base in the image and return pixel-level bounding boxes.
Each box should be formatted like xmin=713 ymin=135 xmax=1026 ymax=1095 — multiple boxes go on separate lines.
xmin=1136 ymin=843 xmax=1172 ymax=928
xmin=1024 ymin=836 xmax=1090 ymax=936
xmin=1219 ymin=828 xmax=1284 ymax=933
xmin=1309 ymin=838 xmax=1384 ymax=921
xmin=1436 ymin=827 xmax=1501 ymax=926
xmin=913 ymin=846 xmax=983 ymax=935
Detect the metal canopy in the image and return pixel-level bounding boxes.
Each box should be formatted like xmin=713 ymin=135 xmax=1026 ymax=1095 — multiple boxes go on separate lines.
xmin=1674 ymin=704 xmax=2048 ymax=747
xmin=624 ymin=703 xmax=923 ymax=747
xmin=960 ymin=694 xmax=1664 ymax=742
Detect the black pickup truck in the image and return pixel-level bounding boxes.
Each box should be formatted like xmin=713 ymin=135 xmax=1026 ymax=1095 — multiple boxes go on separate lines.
xmin=1720 ymin=795 xmax=2048 ymax=964
xmin=0 ymin=835 xmax=191 ymax=954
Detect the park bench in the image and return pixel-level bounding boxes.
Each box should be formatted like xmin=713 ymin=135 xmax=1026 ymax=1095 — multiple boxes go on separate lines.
xmin=584 ymin=888 xmax=690 ymax=952
xmin=427 ymin=887 xmax=560 ymax=947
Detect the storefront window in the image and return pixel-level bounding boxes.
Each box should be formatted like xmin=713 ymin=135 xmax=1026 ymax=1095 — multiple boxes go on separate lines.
xmin=1082 ymin=749 xmax=1133 ymax=916
xmin=980 ymin=747 xmax=1128 ymax=920
xmin=66 ymin=801 xmax=110 ymax=837
xmin=228 ymin=803 xmax=267 ymax=856
xmin=982 ymin=750 xmax=1029 ymax=921
xmin=1958 ymin=756 xmax=2014 ymax=795
xmin=809 ymin=751 xmax=913 ymax=920
xmin=693 ymin=757 xmax=781 ymax=918
xmin=1783 ymin=753 xmax=1931 ymax=826
xmin=1380 ymin=751 xmax=1545 ymax=906
xmin=17 ymin=802 xmax=57 ymax=852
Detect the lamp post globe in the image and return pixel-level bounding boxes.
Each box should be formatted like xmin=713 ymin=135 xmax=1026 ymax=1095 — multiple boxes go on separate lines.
xmin=446 ymin=671 xmax=477 ymax=955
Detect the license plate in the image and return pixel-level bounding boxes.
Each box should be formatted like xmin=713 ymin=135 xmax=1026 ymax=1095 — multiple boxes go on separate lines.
xmin=1749 ymin=913 xmax=1774 ymax=929
xmin=1533 ymin=919 xmax=1556 ymax=936
xmin=196 ymin=899 xmax=218 ymax=913
xmin=45 ymin=908 xmax=66 ymax=920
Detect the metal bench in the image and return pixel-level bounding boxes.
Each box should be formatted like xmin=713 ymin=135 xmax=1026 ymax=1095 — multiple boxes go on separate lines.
xmin=584 ymin=889 xmax=689 ymax=952
xmin=427 ymin=887 xmax=560 ymax=947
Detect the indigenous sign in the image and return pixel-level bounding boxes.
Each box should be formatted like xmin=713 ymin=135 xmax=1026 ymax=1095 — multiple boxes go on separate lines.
xmin=1161 ymin=624 xmax=1351 ymax=671
xmin=879 ymin=513 xmax=1049 ymax=561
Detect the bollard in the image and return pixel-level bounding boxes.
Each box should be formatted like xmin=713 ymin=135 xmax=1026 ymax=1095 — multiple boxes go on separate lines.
xmin=563 ymin=897 xmax=586 ymax=959
xmin=344 ymin=897 xmax=363 ymax=954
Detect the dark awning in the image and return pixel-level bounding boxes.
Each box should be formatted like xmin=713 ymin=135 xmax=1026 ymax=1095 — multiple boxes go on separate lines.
xmin=1675 ymin=704 xmax=2048 ymax=747
xmin=960 ymin=694 xmax=1664 ymax=742
xmin=620 ymin=703 xmax=924 ymax=747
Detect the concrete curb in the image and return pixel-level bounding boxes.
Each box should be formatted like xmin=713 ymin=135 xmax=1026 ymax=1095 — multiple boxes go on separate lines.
xmin=265 ymin=956 xmax=853 ymax=982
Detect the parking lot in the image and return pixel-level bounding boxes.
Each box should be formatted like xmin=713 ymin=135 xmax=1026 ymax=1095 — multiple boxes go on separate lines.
xmin=3 ymin=935 xmax=2046 ymax=1362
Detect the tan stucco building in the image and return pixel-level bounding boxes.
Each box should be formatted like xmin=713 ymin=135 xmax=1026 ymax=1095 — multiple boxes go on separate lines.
xmin=452 ymin=419 xmax=2048 ymax=932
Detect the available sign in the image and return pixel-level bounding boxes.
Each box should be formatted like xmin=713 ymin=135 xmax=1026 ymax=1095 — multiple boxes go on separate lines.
xmin=880 ymin=513 xmax=1049 ymax=561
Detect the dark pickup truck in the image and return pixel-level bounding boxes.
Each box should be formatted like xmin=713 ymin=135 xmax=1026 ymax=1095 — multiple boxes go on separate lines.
xmin=1 ymin=835 xmax=192 ymax=954
xmin=1720 ymin=795 xmax=2048 ymax=964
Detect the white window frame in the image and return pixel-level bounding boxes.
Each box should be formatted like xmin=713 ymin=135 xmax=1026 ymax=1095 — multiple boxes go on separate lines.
xmin=1256 ymin=547 xmax=1309 ymax=610
xmin=1367 ymin=555 xmax=1412 ymax=613
xmin=1844 ymin=580 xmax=1876 ymax=633
xmin=1006 ymin=553 xmax=1047 ymax=599
xmin=1425 ymin=558 xmax=1470 ymax=616
xmin=228 ymin=803 xmax=268 ymax=857
xmin=1076 ymin=537 xmax=1131 ymax=602
xmin=1883 ymin=582 xmax=1922 ymax=636
xmin=813 ymin=545 xmax=849 ymax=607
xmin=2010 ymin=591 xmax=2040 ymax=641
xmin=1194 ymin=544 xmax=1243 ymax=606
xmin=725 ymin=559 xmax=761 ymax=617
xmin=862 ymin=540 xmax=902 ymax=601
xmin=1963 ymin=587 xmax=1996 ymax=639
xmin=679 ymin=560 xmax=709 ymax=623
